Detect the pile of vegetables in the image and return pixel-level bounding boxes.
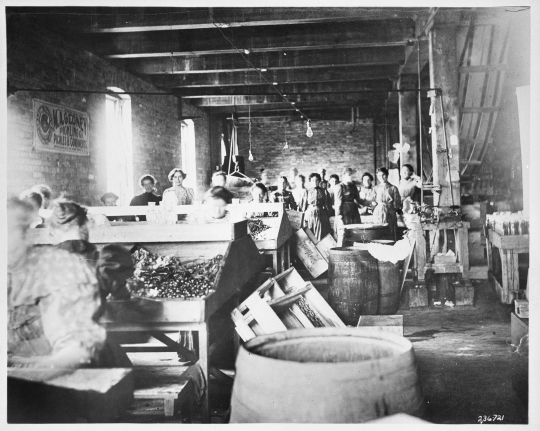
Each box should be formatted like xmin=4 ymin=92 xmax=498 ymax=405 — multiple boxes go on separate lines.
xmin=247 ymin=218 xmax=271 ymax=240
xmin=127 ymin=247 xmax=223 ymax=299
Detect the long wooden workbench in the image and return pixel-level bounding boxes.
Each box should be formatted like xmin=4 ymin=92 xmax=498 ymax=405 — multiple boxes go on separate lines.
xmin=29 ymin=216 xmax=264 ymax=423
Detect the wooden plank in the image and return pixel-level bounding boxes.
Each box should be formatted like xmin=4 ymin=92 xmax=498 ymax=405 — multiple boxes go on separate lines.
xmin=28 ymin=222 xmax=247 ymax=245
xmin=268 ymin=285 xmax=312 ymax=311
xmin=488 ymin=230 xmax=529 ymax=251
xmin=243 ymin=294 xmax=288 ymax=334
xmin=400 ymin=238 xmax=416 ymax=294
xmin=87 ymin=205 xmax=197 ymax=216
xmin=291 ymin=228 xmax=328 ymax=278
xmin=231 ymin=308 xmax=257 ymax=342
xmin=133 ymin=47 xmax=405 ymax=75
xmin=88 ymin=8 xmax=420 ymax=33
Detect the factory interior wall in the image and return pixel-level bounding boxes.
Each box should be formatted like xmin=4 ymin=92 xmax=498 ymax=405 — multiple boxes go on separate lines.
xmin=235 ymin=119 xmax=381 ymax=183
xmin=6 ymin=16 xmax=213 ymax=205
xmin=488 ymin=11 xmax=530 ymax=211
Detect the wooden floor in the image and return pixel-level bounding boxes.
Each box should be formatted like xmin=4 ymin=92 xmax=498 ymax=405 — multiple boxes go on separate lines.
xmin=121 ymin=277 xmax=528 ymax=424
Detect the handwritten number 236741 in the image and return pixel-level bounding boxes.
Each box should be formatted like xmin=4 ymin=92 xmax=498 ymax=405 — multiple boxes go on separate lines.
xmin=478 ymin=415 xmax=504 ymax=424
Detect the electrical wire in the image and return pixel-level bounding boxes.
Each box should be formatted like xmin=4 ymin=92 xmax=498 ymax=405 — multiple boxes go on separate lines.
xmin=208 ymin=14 xmax=312 ymax=123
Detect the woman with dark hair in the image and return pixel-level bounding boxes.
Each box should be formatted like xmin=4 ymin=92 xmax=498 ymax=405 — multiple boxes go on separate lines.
xmin=359 ymin=172 xmax=377 ymax=215
xmin=305 ymin=173 xmax=332 ymax=240
xmin=162 ymin=168 xmax=195 ymax=207
xmin=373 ymin=167 xmax=402 ymax=240
xmin=399 ymin=164 xmax=422 ymax=207
xmin=203 ymin=186 xmax=234 ymax=220
xmin=8 ymin=197 xmax=106 ymax=369
xmin=270 ymin=176 xmax=297 ymax=210
xmin=250 ymin=182 xmax=269 ymax=203
xmin=334 ymin=168 xmax=361 ymax=231
xmin=130 ymin=174 xmax=162 ymax=206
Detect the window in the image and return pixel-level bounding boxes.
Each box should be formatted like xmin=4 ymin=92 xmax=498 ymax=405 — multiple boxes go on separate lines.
xmin=105 ymin=91 xmax=133 ymax=205
xmin=181 ymin=119 xmax=197 ymax=190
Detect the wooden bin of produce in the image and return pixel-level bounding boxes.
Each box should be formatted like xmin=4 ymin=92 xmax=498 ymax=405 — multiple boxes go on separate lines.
xmin=230 ymin=202 xmax=293 ymax=274
xmin=231 ymin=267 xmax=345 ymax=342
xmin=28 ymin=219 xmax=264 ymax=423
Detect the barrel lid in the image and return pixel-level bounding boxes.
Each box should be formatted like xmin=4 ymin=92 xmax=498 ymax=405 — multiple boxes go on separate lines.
xmin=344 ymin=223 xmax=389 ymax=230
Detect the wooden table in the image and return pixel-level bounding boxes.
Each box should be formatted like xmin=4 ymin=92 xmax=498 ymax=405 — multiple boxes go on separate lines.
xmin=408 ymin=219 xmax=470 ymax=280
xmin=486 ymin=229 xmax=529 ymax=304
xmin=29 ymin=219 xmax=264 ymax=423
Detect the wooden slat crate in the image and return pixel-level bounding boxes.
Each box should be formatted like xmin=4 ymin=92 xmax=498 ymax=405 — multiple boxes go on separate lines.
xmin=231 ymin=267 xmax=345 ymax=342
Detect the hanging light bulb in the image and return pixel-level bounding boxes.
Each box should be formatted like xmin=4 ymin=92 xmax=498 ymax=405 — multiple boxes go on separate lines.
xmin=248 ymin=149 xmax=254 ymax=161
xmin=306 ymin=120 xmax=313 ymax=138
xmin=283 ymin=139 xmax=289 ymax=149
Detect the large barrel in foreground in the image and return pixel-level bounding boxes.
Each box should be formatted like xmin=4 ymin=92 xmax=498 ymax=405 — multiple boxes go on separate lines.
xmin=230 ymin=328 xmax=425 ymax=423
xmin=328 ymin=247 xmax=378 ymax=324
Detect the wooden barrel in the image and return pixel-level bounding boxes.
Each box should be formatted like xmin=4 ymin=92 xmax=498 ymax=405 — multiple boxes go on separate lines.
xmin=230 ymin=328 xmax=426 ymax=423
xmin=378 ymin=260 xmax=404 ymax=315
xmin=328 ymin=248 xmax=378 ymax=324
xmin=343 ymin=223 xmax=391 ymax=246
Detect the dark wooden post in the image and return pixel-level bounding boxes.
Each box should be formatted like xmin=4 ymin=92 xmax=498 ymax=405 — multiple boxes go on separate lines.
xmin=398 ymin=74 xmax=418 ymax=172
xmin=428 ymin=23 xmax=461 ymax=207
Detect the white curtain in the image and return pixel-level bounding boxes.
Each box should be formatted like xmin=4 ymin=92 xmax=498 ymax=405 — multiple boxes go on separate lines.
xmin=228 ymin=121 xmax=239 ymax=174
xmin=106 ymin=97 xmax=133 ymax=205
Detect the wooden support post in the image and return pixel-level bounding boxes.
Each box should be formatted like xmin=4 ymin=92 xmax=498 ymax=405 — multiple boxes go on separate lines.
xmin=198 ymin=324 xmax=210 ymax=423
xmin=398 ymin=74 xmax=418 ymax=171
xmin=428 ymin=22 xmax=461 ymax=207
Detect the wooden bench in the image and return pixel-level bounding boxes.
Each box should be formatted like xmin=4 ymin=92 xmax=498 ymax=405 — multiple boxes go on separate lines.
xmin=122 ymin=352 xmax=197 ymax=422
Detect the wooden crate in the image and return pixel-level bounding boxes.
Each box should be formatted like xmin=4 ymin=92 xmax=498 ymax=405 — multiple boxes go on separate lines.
xmin=252 ymin=211 xmax=293 ymax=250
xmin=291 ymin=228 xmax=328 ymax=278
xmin=231 ymin=267 xmax=344 ymax=342
xmin=514 ymin=299 xmax=529 ymax=318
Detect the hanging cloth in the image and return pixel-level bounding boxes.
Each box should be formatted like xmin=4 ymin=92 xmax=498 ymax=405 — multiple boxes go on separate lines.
xmin=220 ymin=134 xmax=227 ymax=166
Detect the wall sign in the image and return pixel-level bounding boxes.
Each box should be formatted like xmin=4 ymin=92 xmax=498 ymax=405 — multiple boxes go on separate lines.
xmin=33 ymin=99 xmax=90 ymax=156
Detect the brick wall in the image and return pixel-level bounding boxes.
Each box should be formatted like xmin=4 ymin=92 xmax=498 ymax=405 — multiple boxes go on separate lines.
xmin=235 ymin=119 xmax=378 ymax=183
xmin=6 ymin=15 xmax=212 ymax=204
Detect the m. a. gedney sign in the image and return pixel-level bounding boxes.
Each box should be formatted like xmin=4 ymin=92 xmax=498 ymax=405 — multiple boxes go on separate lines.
xmin=33 ymin=99 xmax=90 ymax=156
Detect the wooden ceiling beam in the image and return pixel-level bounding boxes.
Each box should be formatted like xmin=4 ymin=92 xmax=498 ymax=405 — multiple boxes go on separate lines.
xmin=206 ymin=100 xmax=386 ymax=114
xmin=150 ymin=65 xmax=400 ymax=88
xmin=124 ymin=46 xmax=405 ymax=75
xmin=178 ymin=80 xmax=393 ymax=97
xmin=86 ymin=7 xmax=424 ymax=33
xmin=97 ymin=20 xmax=414 ymax=58
xmin=192 ymin=92 xmax=387 ymax=107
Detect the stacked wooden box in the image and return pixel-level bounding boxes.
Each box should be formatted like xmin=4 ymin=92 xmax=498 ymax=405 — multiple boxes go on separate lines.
xmin=231 ymin=268 xmax=345 ymax=342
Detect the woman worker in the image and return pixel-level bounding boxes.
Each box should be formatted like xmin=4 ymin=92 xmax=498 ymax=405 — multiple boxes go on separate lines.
xmin=399 ymin=164 xmax=422 ymax=213
xmin=130 ymin=174 xmax=162 ymax=206
xmin=270 ymin=176 xmax=297 ymax=210
xmin=334 ymin=167 xmax=361 ymax=227
xmin=7 ymin=197 xmax=106 ymax=369
xmin=373 ymin=167 xmax=402 ymax=240
xmin=162 ymin=168 xmax=195 ymax=206
xmin=358 ymin=172 xmax=377 ymax=215
xmin=305 ymin=173 xmax=332 ymax=240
